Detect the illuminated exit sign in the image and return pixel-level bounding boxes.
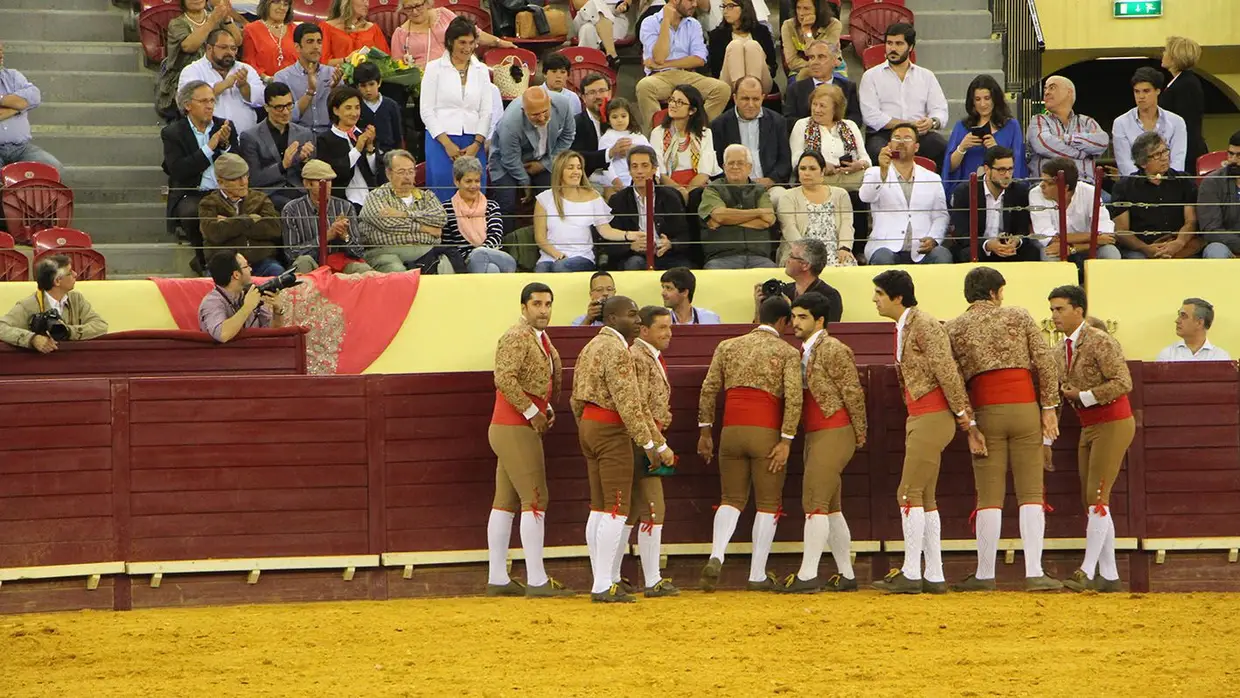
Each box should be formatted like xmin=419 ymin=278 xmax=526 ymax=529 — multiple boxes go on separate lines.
xmin=1114 ymin=0 xmax=1162 ymax=17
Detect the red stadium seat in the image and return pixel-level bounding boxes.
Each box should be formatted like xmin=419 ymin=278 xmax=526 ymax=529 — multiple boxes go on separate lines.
xmin=860 ymin=44 xmax=915 ymax=70
xmin=560 ymin=46 xmax=615 ymax=93
xmin=914 ymin=155 xmax=938 ymax=173
xmin=295 ymin=0 xmax=334 ymax=22
xmin=852 ymin=0 xmax=904 ymax=8
xmin=1196 ymin=151 xmax=1228 ymax=184
xmin=32 ymin=228 xmax=107 ymax=281
xmin=138 ymin=0 xmax=177 ymax=11
xmin=138 ymin=4 xmax=181 ymax=65
xmin=1 ymin=179 xmax=75 ymax=245
xmin=847 ymin=2 xmax=915 ymax=55
xmin=449 ymin=4 xmax=493 ymax=35
xmin=484 ymin=47 xmax=538 ymax=74
xmin=1 ymin=162 xmax=62 ymax=188
xmin=441 ymin=0 xmax=485 ymax=8
xmin=415 ymin=161 xmax=426 ymax=187
xmin=33 ymin=227 xmax=94 ymax=253
xmin=650 ymin=108 xmax=668 ymax=131
xmin=0 ymin=232 xmax=30 ymax=282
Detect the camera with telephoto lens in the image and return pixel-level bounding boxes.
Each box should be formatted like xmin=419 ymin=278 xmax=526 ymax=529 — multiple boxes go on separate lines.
xmin=760 ymin=279 xmax=784 ymax=299
xmin=29 ymin=309 xmax=70 ymax=341
xmin=255 ymin=269 xmax=301 ymax=295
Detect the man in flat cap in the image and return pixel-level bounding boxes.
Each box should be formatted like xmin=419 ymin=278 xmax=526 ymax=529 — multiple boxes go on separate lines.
xmin=281 ymin=158 xmax=372 ymax=274
xmin=199 ymin=152 xmax=286 ymax=277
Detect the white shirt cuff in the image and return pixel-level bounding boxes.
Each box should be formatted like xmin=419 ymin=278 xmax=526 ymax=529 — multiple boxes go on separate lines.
xmin=201 ymin=144 xmax=215 ymax=159
xmin=521 ymin=404 xmax=540 ymax=420
xmin=347 ymin=149 xmax=362 ymax=166
xmin=1042 ymin=437 xmax=1054 ymax=446
xmin=954 ymin=409 xmax=967 ymax=417
xmin=1079 ymin=390 xmax=1098 ymax=408
xmin=781 ymin=433 xmax=795 ymax=441
xmin=698 ymin=422 xmax=712 ymax=428
xmin=656 ymin=443 xmax=669 ymax=454
xmin=1042 ymin=404 xmax=1058 ymax=410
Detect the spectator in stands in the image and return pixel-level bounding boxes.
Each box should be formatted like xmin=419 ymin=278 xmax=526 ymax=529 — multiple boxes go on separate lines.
xmin=0 ymin=255 xmax=107 ymax=353
xmin=789 ymin=83 xmax=867 ymax=190
xmin=780 ymin=0 xmax=840 ymax=84
xmin=573 ymin=270 xmax=616 ymax=326
xmin=859 ymin=23 xmax=949 ymax=168
xmin=489 ymin=87 xmax=577 ymax=221
xmin=275 ymin=23 xmax=342 ymax=135
xmin=178 ymin=28 xmax=266 ymax=134
xmin=605 ymin=145 xmax=692 ymax=270
xmin=1027 ymin=76 xmax=1109 ymax=186
xmin=1156 ymin=298 xmax=1231 ymax=362
xmin=651 ymin=84 xmax=720 ymax=206
xmin=1111 ymin=132 xmax=1208 ymax=259
xmin=240 ymin=82 xmax=314 ymax=211
xmin=636 ymin=0 xmax=730 ymax=133
xmin=535 ymin=151 xmax=635 ymax=272
xmin=661 ymin=267 xmax=721 ymax=324
xmin=592 ymin=98 xmax=652 ymax=196
xmin=570 ymin=73 xmax=617 ymax=178
xmin=421 ymin=17 xmax=492 ymax=203
xmin=1196 ymin=131 xmax=1240 ymax=258
xmin=753 ymin=238 xmax=844 ymax=323
xmin=200 ymin=153 xmax=285 ymax=276
xmin=392 ymin=0 xmax=513 ymax=71
xmin=320 ymin=0 xmax=390 ymax=66
xmin=1160 ymin=36 xmax=1208 ymax=174
xmin=784 ymin=40 xmax=861 ymax=130
xmin=949 ymin=146 xmax=1040 ymax=263
xmin=542 ymin=53 xmax=583 ymax=117
xmin=859 ymin=123 xmax=951 ymax=265
xmin=943 ymin=74 xmax=1026 ymax=197
xmin=199 ymin=251 xmax=286 ymax=343
xmin=441 ymin=156 xmax=517 ymax=273
xmin=711 ymin=77 xmax=791 ymax=194
xmin=571 ymin=0 xmax=631 ymax=67
xmin=241 ymin=0 xmax=296 ymax=81
xmin=705 ymin=0 xmax=769 ymax=32
xmin=163 ymin=80 xmax=241 ymax=274
xmin=282 ymin=159 xmax=372 ymax=274
xmin=359 ymin=150 xmax=450 ymax=273
xmin=707 ymin=0 xmax=778 ymax=95
xmin=698 ymin=143 xmax=777 ymax=269
xmin=316 ymin=85 xmax=381 ymax=209
xmin=353 ymin=62 xmax=403 ymax=154
xmin=777 ymin=151 xmax=855 ymax=265
xmin=1028 ymin=157 xmax=1121 ymax=261
xmin=0 ymin=43 xmax=61 ymax=170
xmin=1112 ymin=67 xmax=1187 ymax=176
xmin=155 ymin=0 xmax=243 ymax=121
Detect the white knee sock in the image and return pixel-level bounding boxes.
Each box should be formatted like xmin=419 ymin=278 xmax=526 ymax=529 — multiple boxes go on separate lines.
xmin=593 ymin=515 xmax=627 ymax=594
xmin=1082 ymin=507 xmax=1109 ymax=580
xmin=749 ymin=512 xmax=778 ymax=583
xmin=638 ymin=524 xmax=663 ymax=589
xmin=612 ymin=524 xmax=633 ymax=583
xmin=900 ymin=506 xmax=925 ymax=581
xmin=1098 ymin=512 xmax=1119 ymax=581
xmin=710 ymin=505 xmax=741 ymax=562
xmin=974 ymin=508 xmax=1001 ymax=580
xmin=520 ymin=510 xmax=548 ymax=587
xmin=827 ymin=512 xmax=855 ymax=579
xmin=585 ymin=510 xmax=602 ymax=580
xmin=923 ymin=509 xmax=944 ymax=584
xmin=1019 ymin=504 xmax=1046 ymax=578
xmin=486 ymin=509 xmax=515 ymax=586
xmin=797 ymin=514 xmax=830 ymax=581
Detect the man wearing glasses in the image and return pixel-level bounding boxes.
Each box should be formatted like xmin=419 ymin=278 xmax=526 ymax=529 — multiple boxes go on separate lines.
xmin=177 ymin=28 xmax=266 ymax=133
xmin=240 ymin=82 xmax=316 ymax=211
xmin=570 ymin=73 xmax=625 ymax=176
xmin=1111 ymin=132 xmax=1207 ymax=259
xmin=1196 ymin=130 xmax=1240 ymax=259
xmin=949 ymin=145 xmax=1041 ymax=262
xmin=0 ymin=256 xmax=108 ymax=353
xmin=635 ymin=0 xmax=731 ymax=135
xmin=783 ymin=40 xmax=860 ymax=132
xmin=858 ymin=123 xmax=951 ymax=265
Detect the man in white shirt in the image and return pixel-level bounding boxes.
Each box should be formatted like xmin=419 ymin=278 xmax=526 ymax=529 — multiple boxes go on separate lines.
xmin=858 ymin=123 xmax=951 ymax=265
xmin=858 ymin=23 xmax=949 ymax=168
xmin=1156 ymin=298 xmax=1232 ymax=362
xmin=1028 ymin=157 xmax=1122 ymax=262
xmin=177 ymin=28 xmax=265 ymax=134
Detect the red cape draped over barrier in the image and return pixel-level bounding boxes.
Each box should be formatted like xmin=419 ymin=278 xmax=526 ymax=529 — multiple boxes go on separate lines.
xmin=151 ymin=268 xmax=420 ymax=374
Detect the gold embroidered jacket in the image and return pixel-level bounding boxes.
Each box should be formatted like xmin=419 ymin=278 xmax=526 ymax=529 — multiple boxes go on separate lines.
xmin=1054 ymin=324 xmax=1132 ymax=405
xmin=631 ymin=340 xmax=672 ymax=430
xmin=898 ymin=307 xmax=971 ymax=415
xmin=494 ymin=319 xmax=562 ymax=414
xmin=945 ymin=301 xmax=1059 ymax=408
xmin=699 ymin=327 xmax=804 ymax=436
xmin=806 ymin=335 xmax=868 ymax=443
xmin=571 ymin=327 xmax=661 ymax=447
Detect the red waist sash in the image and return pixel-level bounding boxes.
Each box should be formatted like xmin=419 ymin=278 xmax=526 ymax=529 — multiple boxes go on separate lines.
xmin=722 ymin=387 xmax=781 ymax=430
xmin=904 ymin=386 xmax=950 ymax=417
xmin=583 ymin=403 xmax=624 ymax=425
xmin=1077 ymin=394 xmax=1133 ymax=427
xmin=969 ymin=368 xmax=1037 ymax=407
xmin=803 ymin=389 xmax=851 ymax=432
xmin=491 ymin=390 xmax=550 ymax=426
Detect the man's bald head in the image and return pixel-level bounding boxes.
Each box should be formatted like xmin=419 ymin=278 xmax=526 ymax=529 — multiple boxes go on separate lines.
xmin=1043 ymin=75 xmax=1076 ymax=113
xmin=523 ymin=86 xmax=552 ymax=126
xmin=603 ymin=295 xmax=641 ymax=340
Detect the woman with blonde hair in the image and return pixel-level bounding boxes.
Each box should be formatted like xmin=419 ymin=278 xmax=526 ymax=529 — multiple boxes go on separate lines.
xmin=534 ymin=151 xmax=638 ymax=272
xmin=776 ymin=151 xmax=855 ymax=265
xmin=320 ymin=0 xmax=390 ymax=65
xmin=1160 ymin=35 xmax=1208 ymax=170
xmin=789 ymin=82 xmax=868 ymax=190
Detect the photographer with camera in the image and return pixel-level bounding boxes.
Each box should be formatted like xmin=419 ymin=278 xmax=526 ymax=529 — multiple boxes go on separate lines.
xmin=571 ymin=271 xmax=617 ymax=327
xmin=752 ymin=239 xmax=843 ymax=324
xmin=0 ymin=255 xmax=108 ymax=353
xmin=198 ymin=251 xmax=288 ymax=343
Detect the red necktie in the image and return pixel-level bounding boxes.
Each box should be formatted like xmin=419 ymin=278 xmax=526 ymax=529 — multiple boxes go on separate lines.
xmin=1065 ymin=338 xmax=1074 ymax=369
xmin=658 ymin=354 xmax=668 ymax=377
xmin=540 ymin=332 xmax=552 ymax=358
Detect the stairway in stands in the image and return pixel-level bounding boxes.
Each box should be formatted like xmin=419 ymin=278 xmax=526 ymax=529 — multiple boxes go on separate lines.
xmin=1 ymin=0 xmax=186 ymax=278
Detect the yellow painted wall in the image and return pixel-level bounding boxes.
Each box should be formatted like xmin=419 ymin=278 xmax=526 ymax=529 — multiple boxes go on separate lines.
xmin=1035 ymin=0 xmax=1240 ymax=51
xmin=0 ymin=280 xmax=178 ymax=332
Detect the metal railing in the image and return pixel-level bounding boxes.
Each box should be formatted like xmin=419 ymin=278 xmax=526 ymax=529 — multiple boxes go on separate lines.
xmin=991 ymin=0 xmax=1047 ymax=128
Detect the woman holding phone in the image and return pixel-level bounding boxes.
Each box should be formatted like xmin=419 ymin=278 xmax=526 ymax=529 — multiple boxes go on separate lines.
xmin=942 ymin=74 xmax=1026 ymax=197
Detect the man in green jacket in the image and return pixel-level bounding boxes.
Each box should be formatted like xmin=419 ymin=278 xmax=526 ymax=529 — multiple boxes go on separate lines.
xmin=0 ymin=255 xmax=108 ymax=353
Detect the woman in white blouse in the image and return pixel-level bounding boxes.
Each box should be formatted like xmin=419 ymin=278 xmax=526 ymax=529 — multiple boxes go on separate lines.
xmin=420 ymin=16 xmax=493 ymax=203
xmin=534 ymin=150 xmax=639 ymax=272
xmin=649 ymin=84 xmax=720 ymax=204
xmin=789 ymin=82 xmax=868 ymax=190
xmin=776 ymin=151 xmax=856 ymax=265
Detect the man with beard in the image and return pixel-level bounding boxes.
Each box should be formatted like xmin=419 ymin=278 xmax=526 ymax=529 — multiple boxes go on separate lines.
xmin=1195 ymin=130 xmax=1240 ymax=258
xmin=858 ymin=22 xmax=949 ymax=167
xmin=178 ymin=28 xmax=265 ymax=133
xmin=949 ymin=146 xmax=1042 ymax=263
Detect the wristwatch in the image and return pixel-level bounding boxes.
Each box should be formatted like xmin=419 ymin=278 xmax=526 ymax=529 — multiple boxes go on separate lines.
xmin=931 ymin=117 xmax=941 ymax=130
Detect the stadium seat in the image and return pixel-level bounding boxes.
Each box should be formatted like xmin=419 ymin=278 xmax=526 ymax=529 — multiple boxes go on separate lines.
xmin=450 ymin=4 xmax=493 ymax=35
xmin=483 ymin=47 xmax=538 ymax=75
xmin=1196 ymin=151 xmax=1228 ymax=184
xmin=560 ymin=47 xmax=615 ymax=93
xmin=369 ymin=5 xmax=411 ymax=43
xmin=650 ymin=108 xmax=668 ymax=131
xmin=295 ymin=0 xmax=334 ymax=22
xmin=852 ymin=0 xmax=905 ymax=8
xmin=847 ymin=2 xmax=915 ymax=55
xmin=1 ymin=162 xmax=62 ymax=188
xmin=442 ymin=0 xmax=486 ymax=8
xmin=914 ymin=155 xmax=938 ymax=173
xmin=415 ymin=162 xmax=426 ymax=188
xmin=138 ymin=0 xmax=177 ymax=9
xmin=138 ymin=4 xmax=181 ymax=65
xmin=0 ymin=231 xmax=30 ymax=282
xmin=32 ymin=228 xmax=107 ymax=281
xmin=1 ymin=179 xmax=75 ymax=245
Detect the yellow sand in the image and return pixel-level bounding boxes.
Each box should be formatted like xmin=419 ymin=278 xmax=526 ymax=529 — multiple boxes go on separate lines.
xmin=2 ymin=592 xmax=1237 ymax=696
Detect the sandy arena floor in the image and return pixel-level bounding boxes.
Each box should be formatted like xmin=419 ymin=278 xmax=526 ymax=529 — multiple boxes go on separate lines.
xmin=2 ymin=591 xmax=1238 ymax=697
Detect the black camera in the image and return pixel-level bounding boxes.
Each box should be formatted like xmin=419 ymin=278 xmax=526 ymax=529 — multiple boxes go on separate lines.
xmin=760 ymin=278 xmax=784 ymax=299
xmin=255 ymin=269 xmax=301 ymax=295
xmin=29 ymin=309 xmax=70 ymax=341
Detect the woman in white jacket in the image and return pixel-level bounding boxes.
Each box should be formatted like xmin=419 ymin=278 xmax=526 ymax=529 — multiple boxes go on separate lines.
xmin=420 ymin=16 xmax=493 ymax=202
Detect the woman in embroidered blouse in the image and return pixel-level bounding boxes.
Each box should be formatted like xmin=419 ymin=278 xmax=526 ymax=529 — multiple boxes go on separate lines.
xmin=707 ymin=0 xmax=778 ymax=95
xmin=440 ymin=156 xmax=517 ymax=273
xmin=392 ymin=0 xmax=514 ymax=70
xmin=241 ymin=0 xmax=296 ymax=80
xmin=781 ymin=0 xmax=841 ymax=83
xmin=420 ymin=17 xmax=493 ymax=203
xmin=777 ymin=151 xmax=855 ymax=265
xmin=942 ymin=74 xmax=1026 ymax=197
xmin=649 ymin=84 xmax=720 ymax=204
xmin=320 ymin=0 xmax=390 ymax=66
xmin=534 ymin=151 xmax=639 ymax=273
xmin=789 ymin=83 xmax=868 ymax=190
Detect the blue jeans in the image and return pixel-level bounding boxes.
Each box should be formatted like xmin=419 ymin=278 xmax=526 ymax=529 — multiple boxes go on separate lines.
xmin=1202 ymin=242 xmax=1234 ymax=259
xmin=534 ymin=255 xmax=595 ymax=273
xmin=0 ymin=141 xmax=62 ymax=171
xmin=867 ymin=247 xmax=954 ymax=265
xmin=703 ymin=254 xmax=777 ymax=269
xmin=467 ymin=247 xmax=517 ymax=273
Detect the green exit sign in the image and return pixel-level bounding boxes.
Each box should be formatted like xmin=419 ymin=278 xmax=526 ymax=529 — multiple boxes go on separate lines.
xmin=1114 ymin=0 xmax=1162 ymax=17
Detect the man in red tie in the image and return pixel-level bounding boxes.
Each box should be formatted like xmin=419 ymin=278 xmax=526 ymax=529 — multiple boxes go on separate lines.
xmin=1047 ymin=284 xmax=1135 ymax=593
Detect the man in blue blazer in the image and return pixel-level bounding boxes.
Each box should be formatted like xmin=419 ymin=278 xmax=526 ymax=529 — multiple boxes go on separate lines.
xmin=488 ymin=86 xmax=577 ymax=228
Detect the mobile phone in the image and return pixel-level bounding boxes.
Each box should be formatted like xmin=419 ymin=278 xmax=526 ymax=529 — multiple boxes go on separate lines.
xmin=970 ymin=126 xmax=990 ymax=139
xmin=889 ymin=150 xmax=902 ymax=160
xmin=838 ymin=154 xmax=854 ymax=165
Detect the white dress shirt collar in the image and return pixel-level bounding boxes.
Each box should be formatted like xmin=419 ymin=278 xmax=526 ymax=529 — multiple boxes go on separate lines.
xmin=895 ymin=307 xmax=911 ymax=362
xmin=802 ymin=329 xmax=825 ymax=356
xmin=43 ymin=291 xmax=65 ymax=314
xmin=756 ymin=324 xmax=780 ymax=336
xmin=603 ymin=325 xmax=628 ymax=344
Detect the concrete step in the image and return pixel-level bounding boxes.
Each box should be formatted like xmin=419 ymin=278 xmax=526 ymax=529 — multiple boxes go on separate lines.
xmin=32 ymin=126 xmax=162 ymax=167
xmin=935 ymin=69 xmax=1008 ymax=103
xmin=914 ymin=40 xmax=1004 ymax=73
xmin=904 ymin=10 xmax=993 ymax=41
xmin=74 ymin=202 xmax=168 ymax=244
xmin=21 ymin=70 xmax=154 ymax=104
xmin=907 ymin=0 xmax=989 ymax=11
xmin=96 ymin=242 xmax=195 ymax=278
xmin=10 ymin=0 xmax=116 ymax=9
xmin=0 ymin=10 xmax=125 ymax=43
xmin=31 ymin=102 xmax=162 ymax=128
xmin=3 ymin=41 xmax=144 ymax=74
xmin=62 ymin=166 xmax=167 ymax=205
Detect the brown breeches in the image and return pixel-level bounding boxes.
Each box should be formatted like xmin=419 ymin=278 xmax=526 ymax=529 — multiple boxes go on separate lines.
xmin=802 ymin=426 xmax=856 ymax=515
xmin=625 ymin=443 xmax=667 ymax=525
xmin=718 ymin=425 xmax=786 ymax=513
xmin=489 ymin=423 xmax=549 ymax=512
xmin=1077 ymin=417 xmax=1136 ymax=510
xmin=580 ymin=420 xmax=635 ymax=517
xmin=972 ymin=402 xmax=1045 ymax=508
xmin=896 ymin=411 xmax=956 ymax=510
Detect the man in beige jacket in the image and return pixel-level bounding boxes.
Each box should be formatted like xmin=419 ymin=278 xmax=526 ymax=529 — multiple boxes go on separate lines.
xmin=0 ymin=255 xmax=107 ymax=353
